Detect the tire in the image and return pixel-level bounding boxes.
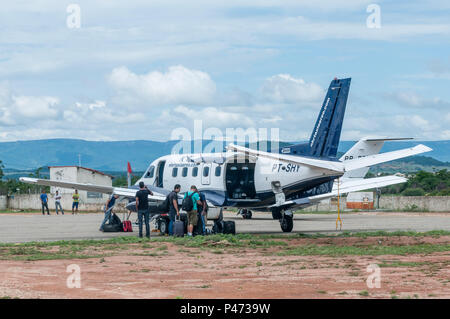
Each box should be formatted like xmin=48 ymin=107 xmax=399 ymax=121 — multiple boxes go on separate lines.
xmin=241 ymin=209 xmax=252 ymax=219
xmin=272 ymin=210 xmax=282 ymax=220
xmin=280 ymin=215 xmax=293 ymax=232
xmin=223 ymin=221 xmax=236 ymax=235
xmin=158 ymin=218 xmax=168 ymax=234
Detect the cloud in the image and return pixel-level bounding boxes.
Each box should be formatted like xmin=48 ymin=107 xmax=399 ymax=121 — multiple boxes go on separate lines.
xmin=107 ymin=65 xmax=216 ymax=106
xmin=173 ymin=105 xmax=255 ymax=128
xmin=387 ymin=91 xmax=450 ymax=110
xmin=0 ymin=84 xmax=60 ymax=126
xmin=261 ymin=74 xmax=324 ymax=105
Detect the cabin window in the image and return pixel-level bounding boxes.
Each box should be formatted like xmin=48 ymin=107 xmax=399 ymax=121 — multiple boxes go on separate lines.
xmin=182 ymin=167 xmax=188 ymax=177
xmin=172 ymin=167 xmax=178 ymax=177
xmin=215 ymin=166 xmax=221 ymax=177
xmin=192 ymin=167 xmax=198 ymax=177
xmin=146 ymin=166 xmax=155 ymax=178
xmin=203 ymin=166 xmax=210 ymax=177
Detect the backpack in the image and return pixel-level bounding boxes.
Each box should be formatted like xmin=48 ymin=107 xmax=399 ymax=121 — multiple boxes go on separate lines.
xmin=181 ymin=192 xmax=194 ymax=211
xmin=157 ymin=193 xmax=171 ymax=213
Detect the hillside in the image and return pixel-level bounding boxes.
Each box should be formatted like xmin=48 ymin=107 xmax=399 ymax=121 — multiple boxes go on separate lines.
xmin=0 ymin=138 xmax=448 ymax=172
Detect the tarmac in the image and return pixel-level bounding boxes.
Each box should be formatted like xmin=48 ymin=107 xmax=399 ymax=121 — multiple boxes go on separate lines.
xmin=0 ymin=211 xmax=449 ymax=243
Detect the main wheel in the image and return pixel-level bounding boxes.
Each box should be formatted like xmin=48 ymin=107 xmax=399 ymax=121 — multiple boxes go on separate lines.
xmin=223 ymin=221 xmax=236 ymax=235
xmin=280 ymin=215 xmax=293 ymax=232
xmin=158 ymin=218 xmax=168 ymax=234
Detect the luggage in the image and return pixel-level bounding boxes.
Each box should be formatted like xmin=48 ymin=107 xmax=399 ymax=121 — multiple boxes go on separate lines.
xmin=181 ymin=192 xmax=194 ymax=211
xmin=122 ymin=220 xmax=133 ymax=232
xmin=103 ymin=223 xmax=123 ymax=232
xmin=103 ymin=213 xmax=123 ymax=232
xmin=173 ymin=216 xmax=185 ymax=237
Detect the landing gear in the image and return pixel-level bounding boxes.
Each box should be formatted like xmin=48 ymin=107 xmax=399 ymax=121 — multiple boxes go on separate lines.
xmin=271 ymin=208 xmax=282 ymax=220
xmin=238 ymin=209 xmax=252 ymax=219
xmin=280 ymin=210 xmax=293 ymax=232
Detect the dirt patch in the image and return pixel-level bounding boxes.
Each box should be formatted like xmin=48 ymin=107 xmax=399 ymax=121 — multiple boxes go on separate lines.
xmin=0 ymin=236 xmax=449 ymax=299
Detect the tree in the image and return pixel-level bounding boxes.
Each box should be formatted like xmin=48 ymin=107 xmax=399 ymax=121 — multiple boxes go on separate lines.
xmin=0 ymin=160 xmax=4 ymax=179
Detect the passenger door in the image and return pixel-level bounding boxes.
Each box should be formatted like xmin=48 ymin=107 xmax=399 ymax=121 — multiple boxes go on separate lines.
xmin=201 ymin=163 xmax=211 ymax=185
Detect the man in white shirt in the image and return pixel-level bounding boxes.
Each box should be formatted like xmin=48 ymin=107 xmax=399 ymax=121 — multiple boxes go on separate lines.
xmin=55 ymin=190 xmax=64 ymax=215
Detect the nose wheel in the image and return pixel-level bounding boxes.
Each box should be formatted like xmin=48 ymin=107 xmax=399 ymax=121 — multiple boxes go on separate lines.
xmin=237 ymin=209 xmax=253 ymax=219
xmin=280 ymin=210 xmax=293 ymax=232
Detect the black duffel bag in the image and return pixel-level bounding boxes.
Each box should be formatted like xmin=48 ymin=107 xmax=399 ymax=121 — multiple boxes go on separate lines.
xmin=103 ymin=213 xmax=123 ymax=232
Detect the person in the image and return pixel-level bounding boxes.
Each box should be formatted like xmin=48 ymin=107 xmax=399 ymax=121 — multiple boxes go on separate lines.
xmin=54 ymin=190 xmax=64 ymax=215
xmin=135 ymin=181 xmax=153 ymax=238
xmin=40 ymin=189 xmax=50 ymax=215
xmin=183 ymin=185 xmax=202 ymax=237
xmin=167 ymin=184 xmax=181 ymax=236
xmin=196 ymin=190 xmax=207 ymax=235
xmin=100 ymin=194 xmax=119 ymax=231
xmin=72 ymin=189 xmax=79 ymax=214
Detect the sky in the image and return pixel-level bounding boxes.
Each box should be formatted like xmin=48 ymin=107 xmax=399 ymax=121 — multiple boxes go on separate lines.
xmin=0 ymin=0 xmax=449 ymax=142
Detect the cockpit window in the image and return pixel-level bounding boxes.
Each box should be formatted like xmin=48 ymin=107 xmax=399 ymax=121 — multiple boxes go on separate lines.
xmin=146 ymin=166 xmax=155 ymax=178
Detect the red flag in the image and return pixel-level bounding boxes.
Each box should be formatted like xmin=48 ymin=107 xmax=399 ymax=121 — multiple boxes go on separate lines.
xmin=127 ymin=162 xmax=133 ymax=174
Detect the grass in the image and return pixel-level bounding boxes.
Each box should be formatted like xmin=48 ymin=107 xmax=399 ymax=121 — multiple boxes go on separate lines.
xmin=359 ymin=290 xmax=369 ymax=296
xmin=0 ymin=231 xmax=448 ymax=261
xmin=276 ymin=243 xmax=450 ymax=257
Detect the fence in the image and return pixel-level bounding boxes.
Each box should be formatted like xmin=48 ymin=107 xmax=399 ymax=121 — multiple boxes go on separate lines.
xmin=303 ymin=196 xmax=449 ymax=212
xmin=5 ymin=194 xmax=127 ymax=213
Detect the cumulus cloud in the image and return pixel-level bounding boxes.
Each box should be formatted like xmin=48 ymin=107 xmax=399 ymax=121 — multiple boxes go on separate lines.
xmin=0 ymin=84 xmax=60 ymax=126
xmin=173 ymin=105 xmax=255 ymax=128
xmin=261 ymin=74 xmax=324 ymax=105
xmin=388 ymin=91 xmax=450 ymax=110
xmin=107 ymin=65 xmax=216 ymax=106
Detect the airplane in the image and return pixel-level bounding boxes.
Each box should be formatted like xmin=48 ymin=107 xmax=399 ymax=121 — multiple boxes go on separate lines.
xmin=20 ymin=77 xmax=432 ymax=233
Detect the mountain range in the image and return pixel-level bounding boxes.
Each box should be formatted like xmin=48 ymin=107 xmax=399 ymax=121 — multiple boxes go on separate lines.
xmin=0 ymin=139 xmax=448 ymax=172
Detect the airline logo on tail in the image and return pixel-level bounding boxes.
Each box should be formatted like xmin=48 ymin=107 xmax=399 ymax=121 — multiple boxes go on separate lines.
xmin=310 ymin=97 xmax=330 ymax=148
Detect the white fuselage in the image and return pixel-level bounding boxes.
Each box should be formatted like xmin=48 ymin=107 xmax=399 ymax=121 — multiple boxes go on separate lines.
xmin=137 ymin=152 xmax=340 ymax=208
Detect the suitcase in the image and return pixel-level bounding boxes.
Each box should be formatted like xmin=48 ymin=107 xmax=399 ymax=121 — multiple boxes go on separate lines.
xmin=122 ymin=220 xmax=133 ymax=232
xmin=173 ymin=218 xmax=185 ymax=237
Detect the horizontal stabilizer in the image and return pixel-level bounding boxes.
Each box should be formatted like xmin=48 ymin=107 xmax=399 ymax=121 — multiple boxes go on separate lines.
xmin=310 ymin=175 xmax=407 ymax=201
xmin=343 ymin=144 xmax=432 ymax=172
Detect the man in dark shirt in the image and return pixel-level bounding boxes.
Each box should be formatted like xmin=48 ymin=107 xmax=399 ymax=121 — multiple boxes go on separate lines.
xmin=168 ymin=184 xmax=181 ymax=236
xmin=135 ymin=181 xmax=153 ymax=238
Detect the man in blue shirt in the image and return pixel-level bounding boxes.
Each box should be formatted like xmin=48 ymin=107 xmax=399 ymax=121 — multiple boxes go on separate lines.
xmin=183 ymin=185 xmax=202 ymax=237
xmin=40 ymin=189 xmax=50 ymax=215
xmin=100 ymin=194 xmax=119 ymax=231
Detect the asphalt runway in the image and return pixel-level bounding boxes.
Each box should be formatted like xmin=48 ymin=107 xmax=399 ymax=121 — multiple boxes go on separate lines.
xmin=0 ymin=211 xmax=449 ymax=243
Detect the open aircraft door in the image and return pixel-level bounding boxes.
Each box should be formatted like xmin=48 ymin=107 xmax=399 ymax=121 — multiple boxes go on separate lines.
xmin=201 ymin=163 xmax=211 ymax=185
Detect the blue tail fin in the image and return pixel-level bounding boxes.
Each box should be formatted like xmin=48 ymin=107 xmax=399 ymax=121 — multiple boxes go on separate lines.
xmin=280 ymin=78 xmax=351 ymax=159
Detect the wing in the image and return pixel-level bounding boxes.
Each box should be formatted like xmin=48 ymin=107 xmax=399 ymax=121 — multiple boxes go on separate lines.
xmin=227 ymin=144 xmax=345 ymax=173
xmin=270 ymin=175 xmax=407 ymax=210
xmin=19 ymin=177 xmax=167 ymax=201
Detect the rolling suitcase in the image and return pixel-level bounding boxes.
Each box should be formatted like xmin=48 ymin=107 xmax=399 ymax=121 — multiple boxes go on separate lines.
xmin=173 ymin=216 xmax=184 ymax=237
